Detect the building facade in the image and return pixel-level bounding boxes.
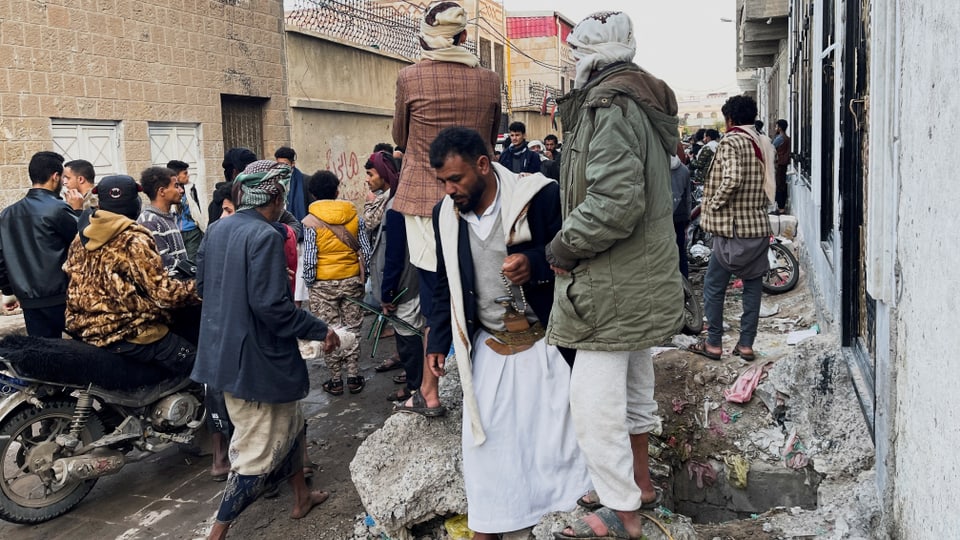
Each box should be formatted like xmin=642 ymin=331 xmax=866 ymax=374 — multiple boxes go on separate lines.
xmin=0 ymin=0 xmax=290 ymax=209
xmin=740 ymin=0 xmax=960 ymax=537
xmin=504 ymin=11 xmax=574 ymax=139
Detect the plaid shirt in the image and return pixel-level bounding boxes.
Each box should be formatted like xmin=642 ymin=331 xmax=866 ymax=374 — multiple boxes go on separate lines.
xmin=701 ymin=133 xmax=773 ymax=238
xmin=392 ymin=59 xmax=501 ymax=217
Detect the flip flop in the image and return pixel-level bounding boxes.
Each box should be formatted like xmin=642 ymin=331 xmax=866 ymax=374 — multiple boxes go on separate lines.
xmin=686 ymin=339 xmax=722 ymax=360
xmin=576 ymin=490 xmax=602 ymax=511
xmin=392 ymin=373 xmax=407 ymax=384
xmin=374 ymin=355 xmax=403 ymax=372
xmin=393 ymin=392 xmax=446 ymax=417
xmin=210 ymin=472 xmax=228 ymax=482
xmin=386 ymin=388 xmax=413 ymax=402
xmin=576 ymin=487 xmax=662 ymax=512
xmin=732 ymin=344 xmax=756 ymax=361
xmin=554 ymin=506 xmax=642 ymax=539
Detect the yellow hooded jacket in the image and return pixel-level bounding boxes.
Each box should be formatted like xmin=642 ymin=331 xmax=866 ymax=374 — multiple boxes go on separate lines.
xmin=307 ymin=200 xmax=360 ymax=280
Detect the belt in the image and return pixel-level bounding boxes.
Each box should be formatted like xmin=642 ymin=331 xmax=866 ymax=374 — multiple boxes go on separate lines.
xmin=482 ymin=321 xmax=545 ymax=356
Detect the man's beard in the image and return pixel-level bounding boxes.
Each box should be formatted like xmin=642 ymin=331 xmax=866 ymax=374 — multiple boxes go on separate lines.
xmin=453 ymin=177 xmax=485 ymax=213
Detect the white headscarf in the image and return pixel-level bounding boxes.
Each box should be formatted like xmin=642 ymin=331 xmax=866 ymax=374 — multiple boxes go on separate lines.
xmin=567 ymin=11 xmax=637 ymax=89
xmin=419 ymin=2 xmax=479 ymax=67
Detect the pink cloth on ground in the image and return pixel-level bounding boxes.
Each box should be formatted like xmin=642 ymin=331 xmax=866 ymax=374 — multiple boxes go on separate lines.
xmin=723 ymin=362 xmax=772 ymax=403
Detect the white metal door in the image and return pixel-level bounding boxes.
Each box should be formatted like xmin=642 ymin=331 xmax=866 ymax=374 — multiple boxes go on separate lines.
xmin=51 ymin=120 xmax=121 ymax=178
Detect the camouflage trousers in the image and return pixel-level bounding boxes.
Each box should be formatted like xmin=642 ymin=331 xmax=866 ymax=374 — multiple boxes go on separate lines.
xmin=308 ymin=276 xmax=364 ymax=379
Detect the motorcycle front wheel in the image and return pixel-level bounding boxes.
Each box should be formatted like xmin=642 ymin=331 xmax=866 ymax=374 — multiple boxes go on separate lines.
xmin=0 ymin=401 xmax=105 ymax=524
xmin=762 ymin=242 xmax=800 ymax=294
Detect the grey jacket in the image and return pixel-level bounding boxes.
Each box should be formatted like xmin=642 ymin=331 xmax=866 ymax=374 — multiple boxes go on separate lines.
xmin=546 ymin=63 xmax=684 ymax=351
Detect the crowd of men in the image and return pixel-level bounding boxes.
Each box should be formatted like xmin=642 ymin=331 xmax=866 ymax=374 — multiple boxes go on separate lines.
xmin=0 ymin=2 xmax=791 ymax=539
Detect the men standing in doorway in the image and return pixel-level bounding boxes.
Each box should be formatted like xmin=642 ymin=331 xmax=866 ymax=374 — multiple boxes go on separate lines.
xmin=546 ymin=12 xmax=683 ymax=539
xmin=498 ymin=121 xmax=542 ymax=175
xmin=688 ymin=95 xmax=774 ymax=363
xmin=772 ymin=119 xmax=791 ymax=213
xmin=63 ymin=159 xmax=98 ymax=211
xmin=167 ymin=160 xmax=206 ymax=262
xmin=391 ymin=1 xmax=501 ymax=415
xmin=0 ymin=151 xmax=82 ymax=337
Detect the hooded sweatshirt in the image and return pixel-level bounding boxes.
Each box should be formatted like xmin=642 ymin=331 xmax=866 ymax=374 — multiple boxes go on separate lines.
xmin=65 ymin=210 xmax=198 ymax=347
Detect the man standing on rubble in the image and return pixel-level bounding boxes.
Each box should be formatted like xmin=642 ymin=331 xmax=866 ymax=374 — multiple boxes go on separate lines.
xmin=418 ymin=127 xmax=590 ymax=539
xmin=546 ymin=12 xmax=683 ymax=540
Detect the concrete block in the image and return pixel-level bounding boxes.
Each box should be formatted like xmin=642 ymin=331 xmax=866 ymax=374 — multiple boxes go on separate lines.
xmin=769 ymin=213 xmax=798 ymax=239
xmin=672 ymin=459 xmax=819 ymax=523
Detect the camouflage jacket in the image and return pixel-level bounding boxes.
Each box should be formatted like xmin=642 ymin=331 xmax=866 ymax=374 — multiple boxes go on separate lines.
xmin=65 ymin=210 xmax=199 ymax=347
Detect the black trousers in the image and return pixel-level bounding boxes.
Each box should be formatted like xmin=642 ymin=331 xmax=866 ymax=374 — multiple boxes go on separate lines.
xmin=22 ymin=304 xmax=66 ymax=338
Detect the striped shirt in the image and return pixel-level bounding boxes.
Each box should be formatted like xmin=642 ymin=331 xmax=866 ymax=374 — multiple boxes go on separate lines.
xmin=137 ymin=205 xmax=188 ymax=273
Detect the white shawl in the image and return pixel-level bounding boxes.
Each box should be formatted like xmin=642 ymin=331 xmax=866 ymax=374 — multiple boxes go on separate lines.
xmin=419 ymin=2 xmax=480 ymax=67
xmin=568 ymin=11 xmax=637 ymax=89
xmin=437 ymin=163 xmax=555 ymax=445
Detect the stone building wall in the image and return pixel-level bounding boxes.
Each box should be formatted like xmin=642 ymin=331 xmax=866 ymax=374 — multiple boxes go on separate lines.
xmin=0 ymin=0 xmax=289 ymax=209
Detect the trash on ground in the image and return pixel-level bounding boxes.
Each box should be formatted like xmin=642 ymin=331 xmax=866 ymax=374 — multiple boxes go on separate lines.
xmin=724 ymin=454 xmax=750 ymax=489
xmin=786 ymin=324 xmax=820 ymax=345
xmin=687 ymin=460 xmax=717 ymax=488
xmin=724 ymin=362 xmax=772 ymax=403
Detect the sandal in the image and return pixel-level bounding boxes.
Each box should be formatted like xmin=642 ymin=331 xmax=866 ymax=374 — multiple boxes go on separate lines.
xmin=576 ymin=487 xmax=663 ymax=512
xmin=732 ymin=343 xmax=756 ymax=361
xmin=321 ymin=378 xmax=344 ymax=396
xmin=686 ymin=338 xmax=722 ymax=361
xmin=393 ymin=391 xmax=446 ymax=417
xmin=386 ymin=388 xmax=413 ymax=402
xmin=392 ymin=373 xmax=406 ymax=385
xmin=576 ymin=490 xmax=602 ymax=511
xmin=347 ymin=376 xmax=365 ymax=394
xmin=374 ymin=355 xmax=403 ymax=372
xmin=554 ymin=506 xmax=642 ymax=539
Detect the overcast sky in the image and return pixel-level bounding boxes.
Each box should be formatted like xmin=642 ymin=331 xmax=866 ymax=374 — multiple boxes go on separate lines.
xmin=501 ymin=0 xmax=737 ymax=96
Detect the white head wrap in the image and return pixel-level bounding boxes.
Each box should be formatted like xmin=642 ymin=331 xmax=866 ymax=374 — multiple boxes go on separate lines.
xmin=419 ymin=2 xmax=479 ymax=67
xmin=567 ymin=11 xmax=637 ymax=89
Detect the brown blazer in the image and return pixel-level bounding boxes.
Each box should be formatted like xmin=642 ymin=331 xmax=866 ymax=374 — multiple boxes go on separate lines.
xmin=701 ymin=132 xmax=773 ymax=238
xmin=392 ymin=59 xmax=501 ymax=217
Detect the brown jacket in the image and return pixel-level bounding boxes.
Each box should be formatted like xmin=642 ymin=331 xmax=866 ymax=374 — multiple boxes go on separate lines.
xmin=701 ymin=132 xmax=773 ymax=238
xmin=65 ymin=210 xmax=199 ymax=347
xmin=392 ymin=59 xmax=501 ymax=216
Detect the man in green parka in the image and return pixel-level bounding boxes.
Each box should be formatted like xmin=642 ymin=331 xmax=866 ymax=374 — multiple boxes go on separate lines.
xmin=545 ymin=11 xmax=684 ymax=540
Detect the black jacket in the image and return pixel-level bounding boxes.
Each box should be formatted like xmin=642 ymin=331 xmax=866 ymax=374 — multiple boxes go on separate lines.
xmin=498 ymin=142 xmax=544 ymax=175
xmin=0 ymin=188 xmax=78 ymax=308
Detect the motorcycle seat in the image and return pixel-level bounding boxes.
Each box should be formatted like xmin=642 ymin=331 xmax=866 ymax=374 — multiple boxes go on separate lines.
xmin=0 ymin=335 xmax=179 ymax=392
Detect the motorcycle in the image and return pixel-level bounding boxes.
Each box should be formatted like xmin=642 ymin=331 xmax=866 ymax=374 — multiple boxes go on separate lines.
xmin=0 ymin=335 xmax=206 ymax=524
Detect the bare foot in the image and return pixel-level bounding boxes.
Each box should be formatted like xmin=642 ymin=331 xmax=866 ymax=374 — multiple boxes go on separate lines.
xmin=290 ymin=490 xmax=329 ymax=519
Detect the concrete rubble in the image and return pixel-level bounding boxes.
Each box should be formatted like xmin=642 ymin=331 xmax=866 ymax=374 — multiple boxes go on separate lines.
xmin=347 ymin=248 xmax=880 ymax=539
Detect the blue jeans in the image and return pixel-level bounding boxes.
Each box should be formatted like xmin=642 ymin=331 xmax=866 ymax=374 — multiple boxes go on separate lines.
xmin=702 ymin=255 xmax=763 ymax=348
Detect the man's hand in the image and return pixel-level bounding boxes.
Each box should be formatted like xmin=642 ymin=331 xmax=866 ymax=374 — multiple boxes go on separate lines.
xmin=2 ymin=295 xmax=19 ymax=313
xmin=427 ymin=352 xmax=446 ymax=378
xmin=550 ymin=265 xmax=569 ymax=276
xmin=65 ymin=189 xmax=84 ymax=210
xmin=322 ymin=329 xmax=341 ymax=353
xmin=381 ymin=302 xmax=396 ymax=314
xmin=501 ymin=253 xmax=530 ymax=285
